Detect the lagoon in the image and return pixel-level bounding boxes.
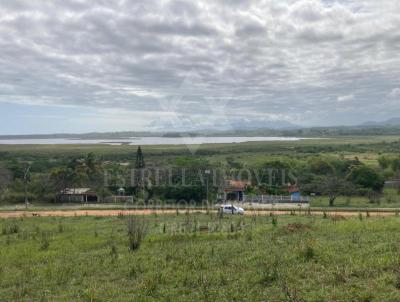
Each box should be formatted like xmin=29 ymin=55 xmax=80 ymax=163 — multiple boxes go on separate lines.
xmin=0 ymin=136 xmax=307 ymax=145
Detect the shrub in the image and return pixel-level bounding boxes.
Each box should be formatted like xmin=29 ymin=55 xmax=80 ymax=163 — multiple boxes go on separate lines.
xmin=245 ymin=229 xmax=253 ymax=241
xmin=300 ymin=241 xmax=315 ymax=261
xmin=110 ymin=243 xmax=118 ymax=260
xmin=127 ymin=216 xmax=148 ymax=251
xmin=58 ymin=222 xmax=64 ymax=233
xmin=39 ymin=232 xmax=50 ymax=251
xmin=2 ymin=222 xmax=20 ymax=235
xmin=395 ymin=271 xmax=400 ymax=289
xmin=259 ymin=260 xmax=279 ymax=285
xmin=367 ymin=191 xmax=381 ymax=204
xmin=271 ymin=216 xmax=278 ymax=227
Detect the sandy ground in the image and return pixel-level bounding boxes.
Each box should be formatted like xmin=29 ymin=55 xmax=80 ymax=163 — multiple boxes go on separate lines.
xmin=0 ymin=209 xmax=397 ymax=218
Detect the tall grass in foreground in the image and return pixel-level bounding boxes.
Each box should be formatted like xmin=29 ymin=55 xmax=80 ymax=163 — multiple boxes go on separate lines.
xmin=2 ymin=214 xmax=400 ymax=301
xmin=127 ymin=215 xmax=148 ymax=251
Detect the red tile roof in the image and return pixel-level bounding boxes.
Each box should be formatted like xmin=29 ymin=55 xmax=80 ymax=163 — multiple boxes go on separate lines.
xmin=224 ymin=180 xmax=250 ymax=191
xmin=288 ymin=184 xmax=300 ymax=193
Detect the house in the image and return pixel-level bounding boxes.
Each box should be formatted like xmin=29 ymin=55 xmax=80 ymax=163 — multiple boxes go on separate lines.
xmin=221 ymin=180 xmax=250 ymax=201
xmin=58 ymin=188 xmax=98 ymax=203
xmin=217 ymin=180 xmax=310 ymax=204
xmin=288 ymin=183 xmax=301 ymax=201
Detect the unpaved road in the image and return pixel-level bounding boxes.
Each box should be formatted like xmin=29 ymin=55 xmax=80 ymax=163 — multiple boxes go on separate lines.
xmin=0 ymin=209 xmax=397 ymax=218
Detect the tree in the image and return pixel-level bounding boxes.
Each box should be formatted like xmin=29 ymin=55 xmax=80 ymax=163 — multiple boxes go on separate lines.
xmin=23 ymin=164 xmax=31 ymax=208
xmin=105 ymin=163 xmax=126 ymax=190
xmin=50 ymin=167 xmax=73 ymax=201
xmin=84 ymin=152 xmax=103 ymax=187
xmin=70 ymin=169 xmax=87 ymax=191
xmin=378 ymin=156 xmax=391 ymax=170
xmin=317 ymin=176 xmax=354 ymax=207
xmin=93 ymin=186 xmax=112 ymax=203
xmin=391 ymin=158 xmax=400 ymax=172
xmin=308 ymin=158 xmax=335 ymax=175
xmin=135 ymin=146 xmax=145 ymax=169
xmin=6 ymin=159 xmax=25 ymax=180
xmin=134 ymin=146 xmax=148 ymax=202
xmin=261 ymin=160 xmax=292 ymax=189
xmin=389 ymin=158 xmax=400 ymax=193
xmin=85 ymin=152 xmax=97 ymax=171
xmin=0 ymin=165 xmax=11 ymax=201
xmin=348 ymin=165 xmax=385 ymax=192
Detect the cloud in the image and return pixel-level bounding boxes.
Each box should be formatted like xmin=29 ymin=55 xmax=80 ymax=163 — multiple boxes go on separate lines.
xmin=388 ymin=88 xmax=400 ymax=98
xmin=337 ymin=94 xmax=355 ymax=102
xmin=0 ymin=0 xmax=400 ymax=131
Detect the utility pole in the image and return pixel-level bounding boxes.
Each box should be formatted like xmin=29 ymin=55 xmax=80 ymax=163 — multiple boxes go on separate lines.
xmin=23 ymin=164 xmax=31 ymax=209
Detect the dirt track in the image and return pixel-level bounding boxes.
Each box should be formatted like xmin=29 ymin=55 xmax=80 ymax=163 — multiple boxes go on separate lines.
xmin=0 ymin=209 xmax=397 ymax=218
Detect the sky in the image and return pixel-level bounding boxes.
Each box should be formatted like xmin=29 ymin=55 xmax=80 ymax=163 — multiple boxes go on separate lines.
xmin=0 ymin=0 xmax=400 ymax=134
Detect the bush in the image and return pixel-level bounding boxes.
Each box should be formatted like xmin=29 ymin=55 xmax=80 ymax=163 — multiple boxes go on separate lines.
xmin=58 ymin=222 xmax=64 ymax=233
xmin=271 ymin=216 xmax=278 ymax=227
xmin=154 ymin=185 xmax=207 ymax=203
xmin=300 ymin=240 xmax=315 ymax=261
xmin=348 ymin=165 xmax=385 ymax=192
xmin=127 ymin=216 xmax=148 ymax=251
xmin=2 ymin=221 xmax=20 ymax=235
xmin=39 ymin=232 xmax=50 ymax=251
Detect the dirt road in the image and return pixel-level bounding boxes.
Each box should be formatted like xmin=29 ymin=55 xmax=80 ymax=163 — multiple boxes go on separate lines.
xmin=0 ymin=209 xmax=397 ymax=218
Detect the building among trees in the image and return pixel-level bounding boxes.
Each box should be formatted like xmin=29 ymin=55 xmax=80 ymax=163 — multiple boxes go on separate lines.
xmin=58 ymin=188 xmax=98 ymax=202
xmin=288 ymin=183 xmax=301 ymax=201
xmin=220 ymin=180 xmax=250 ymax=201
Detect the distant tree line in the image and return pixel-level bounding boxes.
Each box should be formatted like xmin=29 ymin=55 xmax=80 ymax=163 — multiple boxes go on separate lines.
xmin=0 ymin=147 xmax=392 ymax=206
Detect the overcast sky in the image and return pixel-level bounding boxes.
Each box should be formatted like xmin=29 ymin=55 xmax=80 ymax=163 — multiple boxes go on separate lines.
xmin=1 ymin=0 xmax=400 ymax=134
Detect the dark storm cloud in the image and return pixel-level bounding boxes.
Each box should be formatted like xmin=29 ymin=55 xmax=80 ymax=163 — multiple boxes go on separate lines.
xmin=0 ymin=0 xmax=400 ymax=130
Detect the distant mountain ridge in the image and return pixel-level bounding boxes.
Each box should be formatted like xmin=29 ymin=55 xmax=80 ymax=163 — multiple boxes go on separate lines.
xmin=1 ymin=118 xmax=400 ymax=139
xmin=361 ymin=118 xmax=400 ymax=127
xmin=149 ymin=117 xmax=299 ymax=132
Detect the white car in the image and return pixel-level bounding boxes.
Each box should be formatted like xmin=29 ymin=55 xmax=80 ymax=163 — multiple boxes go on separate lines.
xmin=219 ymin=204 xmax=245 ymax=215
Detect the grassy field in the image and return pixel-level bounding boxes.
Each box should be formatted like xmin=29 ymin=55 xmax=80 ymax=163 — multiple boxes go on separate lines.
xmin=2 ymin=213 xmax=400 ymax=301
xmin=309 ymin=188 xmax=400 ymax=208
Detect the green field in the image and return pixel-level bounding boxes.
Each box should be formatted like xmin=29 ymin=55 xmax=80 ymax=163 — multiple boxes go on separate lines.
xmin=1 ymin=135 xmax=399 ymax=163
xmin=309 ymin=188 xmax=400 ymax=208
xmin=2 ymin=213 xmax=400 ymax=301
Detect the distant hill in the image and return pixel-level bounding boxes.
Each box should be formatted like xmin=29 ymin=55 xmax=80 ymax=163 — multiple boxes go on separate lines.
xmin=361 ymin=118 xmax=400 ymax=127
xmin=149 ymin=117 xmax=299 ymax=132
xmin=228 ymin=118 xmax=299 ymax=131
xmin=2 ymin=118 xmax=400 ymax=140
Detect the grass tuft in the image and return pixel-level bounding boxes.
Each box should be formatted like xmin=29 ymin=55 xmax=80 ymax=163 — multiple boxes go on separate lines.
xmin=127 ymin=216 xmax=148 ymax=251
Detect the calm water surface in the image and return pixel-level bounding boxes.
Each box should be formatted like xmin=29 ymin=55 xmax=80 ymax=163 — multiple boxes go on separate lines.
xmin=0 ymin=136 xmax=307 ymax=145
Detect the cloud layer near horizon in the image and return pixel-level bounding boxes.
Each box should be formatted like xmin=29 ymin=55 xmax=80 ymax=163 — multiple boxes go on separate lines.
xmin=1 ymin=0 xmax=400 ymax=132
